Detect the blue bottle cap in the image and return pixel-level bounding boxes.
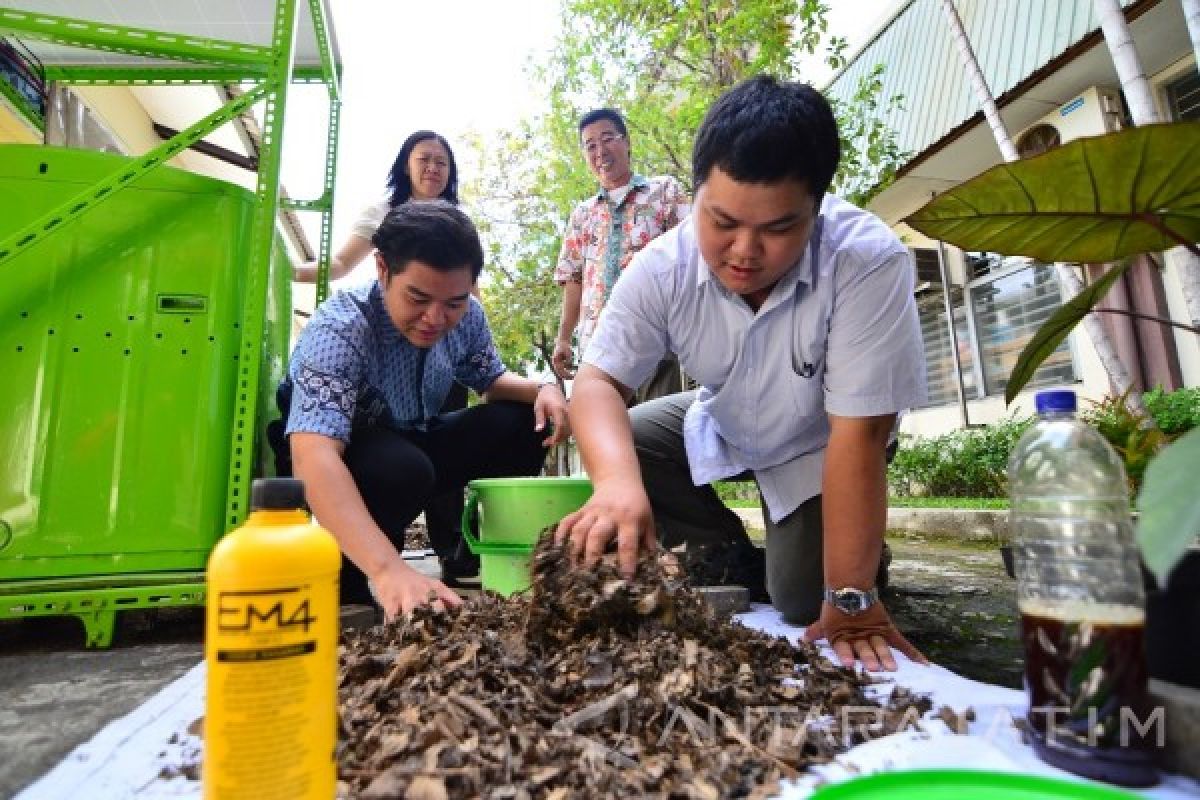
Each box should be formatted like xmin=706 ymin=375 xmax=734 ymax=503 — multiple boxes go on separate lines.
xmin=1035 ymin=389 xmax=1077 ymax=414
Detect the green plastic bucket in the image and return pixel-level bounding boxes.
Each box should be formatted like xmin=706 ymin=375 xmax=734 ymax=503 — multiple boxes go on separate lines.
xmin=461 ymin=477 xmax=593 ymax=596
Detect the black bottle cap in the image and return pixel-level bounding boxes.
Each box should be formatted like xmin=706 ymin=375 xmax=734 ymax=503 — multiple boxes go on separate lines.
xmin=250 ymin=478 xmax=307 ymax=511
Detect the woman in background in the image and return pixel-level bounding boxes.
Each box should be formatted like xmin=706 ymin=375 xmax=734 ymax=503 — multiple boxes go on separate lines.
xmin=294 ymin=129 xmax=460 ymax=282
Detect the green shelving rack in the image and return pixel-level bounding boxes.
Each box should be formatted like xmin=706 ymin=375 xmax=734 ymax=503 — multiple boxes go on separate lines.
xmin=0 ymin=0 xmax=342 ymax=646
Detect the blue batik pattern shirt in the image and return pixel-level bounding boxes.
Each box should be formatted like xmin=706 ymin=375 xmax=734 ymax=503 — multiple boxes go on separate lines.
xmin=284 ymin=281 xmax=505 ymax=442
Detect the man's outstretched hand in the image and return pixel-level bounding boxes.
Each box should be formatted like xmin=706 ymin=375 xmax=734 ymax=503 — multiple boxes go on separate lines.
xmin=803 ymin=601 xmax=928 ymax=672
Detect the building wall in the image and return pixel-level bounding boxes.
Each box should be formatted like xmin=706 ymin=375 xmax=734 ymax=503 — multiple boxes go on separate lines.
xmin=0 ymin=101 xmax=38 ymax=142
xmin=1153 ymin=57 xmax=1200 ymax=387
xmin=72 ymin=85 xmax=251 ymax=185
xmin=826 ymin=0 xmax=1137 ymax=163
xmin=897 ymin=84 xmax=1125 ymax=437
xmin=832 ymin=0 xmax=1199 ymax=438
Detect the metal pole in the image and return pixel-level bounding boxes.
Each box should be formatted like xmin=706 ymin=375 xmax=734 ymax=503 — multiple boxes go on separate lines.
xmin=936 ymin=238 xmax=971 ymax=428
xmin=222 ymin=0 xmax=300 ymax=528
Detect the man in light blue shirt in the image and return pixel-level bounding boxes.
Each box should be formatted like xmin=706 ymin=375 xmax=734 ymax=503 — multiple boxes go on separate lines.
xmin=557 ymin=76 xmax=928 ymax=672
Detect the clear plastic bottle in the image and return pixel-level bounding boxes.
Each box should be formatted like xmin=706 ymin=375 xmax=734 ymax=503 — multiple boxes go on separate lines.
xmin=1009 ymin=389 xmax=1157 ymax=787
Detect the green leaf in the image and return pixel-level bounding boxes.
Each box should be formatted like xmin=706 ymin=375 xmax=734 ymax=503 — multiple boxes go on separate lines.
xmin=905 ymin=122 xmax=1200 ymax=263
xmin=1137 ymin=427 xmax=1200 ymax=586
xmin=1003 ymin=262 xmax=1130 ymax=405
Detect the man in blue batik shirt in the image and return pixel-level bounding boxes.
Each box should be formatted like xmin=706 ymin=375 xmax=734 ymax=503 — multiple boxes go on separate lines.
xmin=273 ymin=202 xmax=569 ymax=618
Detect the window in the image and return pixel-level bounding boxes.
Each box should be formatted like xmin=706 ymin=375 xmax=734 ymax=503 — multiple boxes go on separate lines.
xmin=912 ymin=247 xmax=942 ymax=287
xmin=917 ymin=291 xmax=977 ymax=407
xmin=1166 ymin=67 xmax=1200 ymax=122
xmin=965 ymin=251 xmax=999 ymax=281
xmin=0 ymin=38 xmax=45 ymax=120
xmin=969 ymin=257 xmax=1075 ymax=397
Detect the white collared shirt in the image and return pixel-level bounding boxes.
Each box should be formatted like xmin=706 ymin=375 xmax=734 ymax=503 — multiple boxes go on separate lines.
xmin=583 ymin=194 xmax=926 ymax=523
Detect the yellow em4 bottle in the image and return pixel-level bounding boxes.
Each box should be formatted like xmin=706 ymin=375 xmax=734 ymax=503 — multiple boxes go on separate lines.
xmin=204 ymin=478 xmax=341 ymax=799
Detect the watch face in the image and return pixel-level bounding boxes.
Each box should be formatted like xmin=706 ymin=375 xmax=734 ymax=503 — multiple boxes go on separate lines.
xmin=837 ymin=590 xmax=865 ymax=613
xmin=830 ymin=588 xmax=875 ymax=615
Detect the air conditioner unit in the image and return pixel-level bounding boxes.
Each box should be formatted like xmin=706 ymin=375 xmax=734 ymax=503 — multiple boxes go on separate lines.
xmin=1015 ymin=86 xmax=1125 ymax=157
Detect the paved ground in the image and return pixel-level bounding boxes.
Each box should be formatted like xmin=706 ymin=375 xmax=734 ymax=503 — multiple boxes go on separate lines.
xmin=0 ymin=533 xmax=1018 ymax=797
xmin=884 ymin=533 xmax=1021 ymax=688
xmin=0 ymin=609 xmax=205 ymax=799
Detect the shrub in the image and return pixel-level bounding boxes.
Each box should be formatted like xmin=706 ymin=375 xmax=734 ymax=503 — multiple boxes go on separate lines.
xmin=736 ymin=389 xmax=1198 ymax=503
xmin=887 ymin=436 xmax=949 ymax=497
xmin=713 ymin=480 xmax=758 ymax=505
xmin=1082 ymin=388 xmax=1199 ymax=491
xmin=888 ymin=416 xmax=1033 ymax=498
xmin=1143 ymin=386 xmax=1200 ymax=436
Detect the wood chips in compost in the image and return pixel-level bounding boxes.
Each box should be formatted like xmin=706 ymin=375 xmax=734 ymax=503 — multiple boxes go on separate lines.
xmin=337 ymin=536 xmax=934 ymax=799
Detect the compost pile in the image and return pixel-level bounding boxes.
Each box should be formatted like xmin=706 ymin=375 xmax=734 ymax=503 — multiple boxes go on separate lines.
xmin=337 ymin=537 xmax=932 ymax=799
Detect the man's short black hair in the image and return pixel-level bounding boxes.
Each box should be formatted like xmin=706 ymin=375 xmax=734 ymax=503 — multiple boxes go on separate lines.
xmin=578 ymin=108 xmax=628 ymax=139
xmin=692 ymin=75 xmax=841 ymax=202
xmin=371 ymin=201 xmax=484 ymax=281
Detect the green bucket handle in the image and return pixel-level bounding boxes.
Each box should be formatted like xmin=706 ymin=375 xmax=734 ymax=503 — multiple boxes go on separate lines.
xmin=461 ymin=486 xmax=538 ymax=556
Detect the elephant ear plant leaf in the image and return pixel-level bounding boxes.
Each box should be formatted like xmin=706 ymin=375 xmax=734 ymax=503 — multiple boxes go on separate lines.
xmin=905 ymin=121 xmax=1200 ymax=263
xmin=905 ymin=120 xmax=1200 ymax=586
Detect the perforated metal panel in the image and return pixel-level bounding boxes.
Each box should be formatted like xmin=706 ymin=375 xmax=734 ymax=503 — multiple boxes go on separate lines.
xmin=0 ymin=144 xmax=291 ymax=581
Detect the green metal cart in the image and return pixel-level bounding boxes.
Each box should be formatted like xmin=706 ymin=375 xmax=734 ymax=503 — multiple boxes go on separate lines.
xmin=0 ymin=0 xmax=342 ymax=646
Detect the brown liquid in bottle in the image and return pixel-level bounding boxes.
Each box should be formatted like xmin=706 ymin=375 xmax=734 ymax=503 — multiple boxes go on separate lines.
xmin=1020 ymin=603 xmax=1158 ymax=787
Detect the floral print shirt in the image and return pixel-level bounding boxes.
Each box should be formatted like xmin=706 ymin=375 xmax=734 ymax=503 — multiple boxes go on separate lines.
xmin=553 ymin=174 xmax=689 ymax=354
xmin=284 ymin=281 xmax=505 ymax=441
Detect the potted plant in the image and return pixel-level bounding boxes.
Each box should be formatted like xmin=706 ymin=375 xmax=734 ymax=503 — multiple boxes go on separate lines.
xmin=906 ymin=120 xmax=1200 ymax=776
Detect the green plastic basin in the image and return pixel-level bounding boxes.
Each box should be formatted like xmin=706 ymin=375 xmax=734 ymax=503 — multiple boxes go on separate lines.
xmin=811 ymin=769 xmax=1143 ymax=799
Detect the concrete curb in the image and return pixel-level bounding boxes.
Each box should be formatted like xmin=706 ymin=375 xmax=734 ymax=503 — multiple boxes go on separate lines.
xmin=732 ymin=506 xmax=1007 ymax=542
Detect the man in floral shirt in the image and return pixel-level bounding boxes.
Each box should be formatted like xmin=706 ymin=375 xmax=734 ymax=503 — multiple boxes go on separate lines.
xmin=272 ymin=202 xmax=569 ymax=618
xmin=551 ymin=108 xmax=690 ymax=403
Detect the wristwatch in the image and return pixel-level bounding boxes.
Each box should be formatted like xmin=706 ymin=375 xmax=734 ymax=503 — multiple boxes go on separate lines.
xmin=823 ymin=586 xmax=879 ymax=616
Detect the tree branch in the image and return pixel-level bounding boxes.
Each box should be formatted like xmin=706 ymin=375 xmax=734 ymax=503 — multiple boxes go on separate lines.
xmin=665 ymin=50 xmax=703 ymax=74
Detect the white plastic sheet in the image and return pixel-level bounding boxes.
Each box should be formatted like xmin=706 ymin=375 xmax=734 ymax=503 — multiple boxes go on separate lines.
xmin=18 ymin=605 xmax=1200 ymax=799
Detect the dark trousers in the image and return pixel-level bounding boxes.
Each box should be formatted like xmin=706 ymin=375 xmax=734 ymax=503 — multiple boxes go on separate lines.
xmin=423 ymin=382 xmax=469 ymax=559
xmin=337 ymin=400 xmax=547 ymax=604
xmin=269 ymin=398 xmax=547 ymax=605
xmin=632 ymin=354 xmax=683 ymax=406
xmin=630 ymin=392 xmax=896 ymax=624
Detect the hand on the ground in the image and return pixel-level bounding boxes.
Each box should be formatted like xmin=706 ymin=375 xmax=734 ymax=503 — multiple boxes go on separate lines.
xmin=371 ymin=560 xmax=463 ymax=620
xmin=803 ymin=601 xmax=927 ymax=672
xmin=533 ymin=383 xmax=571 ymax=447
xmin=555 ymin=479 xmax=657 ymax=578
xmin=551 ymin=340 xmax=575 ymax=380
